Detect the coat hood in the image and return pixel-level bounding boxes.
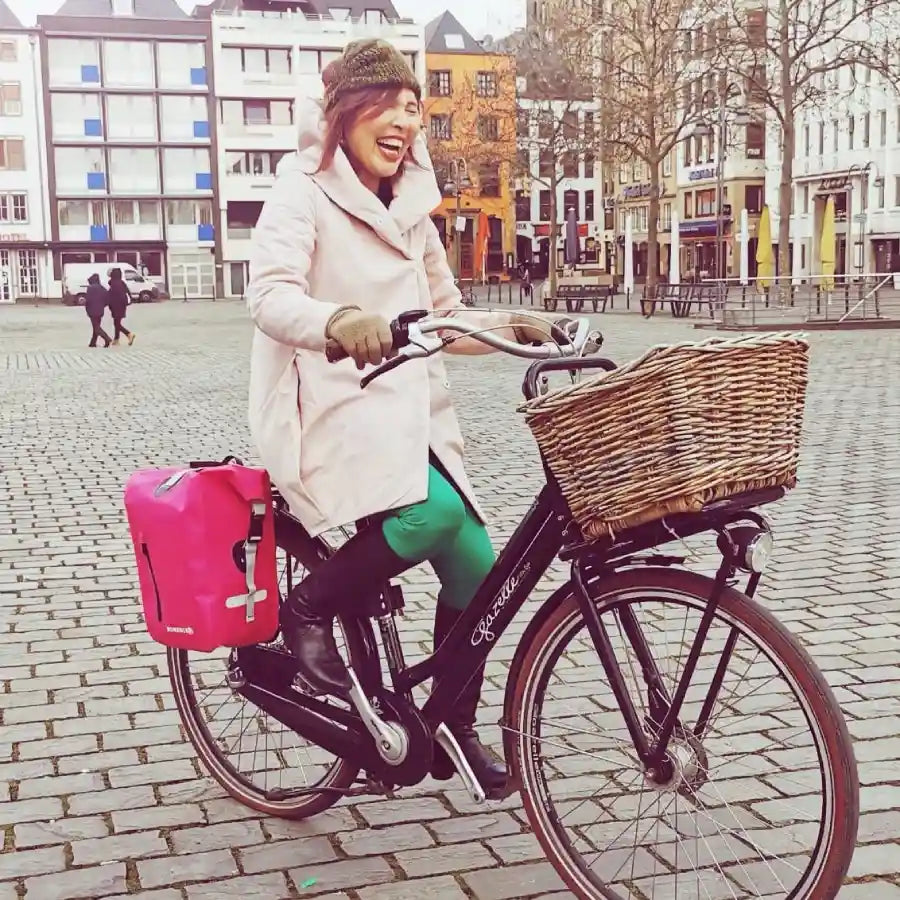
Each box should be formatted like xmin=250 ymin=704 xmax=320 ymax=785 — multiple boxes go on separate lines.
xmin=276 ymin=95 xmax=442 ymax=250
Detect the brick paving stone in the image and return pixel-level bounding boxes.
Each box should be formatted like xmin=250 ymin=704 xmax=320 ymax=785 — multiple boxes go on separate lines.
xmin=137 ymin=849 xmax=239 ymax=889
xmin=5 ymin=303 xmax=900 ymax=896
xmin=23 ymin=862 xmax=127 ymax=899
xmin=288 ymin=856 xmax=395 ymax=892
xmin=0 ymin=845 xmax=66 ymax=880
xmin=71 ymin=830 xmax=169 ymax=866
xmin=15 ymin=816 xmax=109 ymax=849
xmin=104 ymin=892 xmax=185 ymax=900
xmin=239 ymin=836 xmax=337 ymax=873
xmin=462 ymin=862 xmax=567 ymax=899
xmin=356 ymin=874 xmax=468 ymax=899
xmin=183 ymin=872 xmax=291 ymax=899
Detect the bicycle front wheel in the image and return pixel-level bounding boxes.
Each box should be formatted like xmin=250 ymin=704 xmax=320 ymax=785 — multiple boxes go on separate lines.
xmin=506 ymin=567 xmax=858 ymax=900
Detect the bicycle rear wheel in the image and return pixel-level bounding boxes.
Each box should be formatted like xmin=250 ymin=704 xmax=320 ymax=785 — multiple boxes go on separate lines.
xmin=506 ymin=567 xmax=858 ymax=899
xmin=168 ymin=532 xmax=362 ymax=820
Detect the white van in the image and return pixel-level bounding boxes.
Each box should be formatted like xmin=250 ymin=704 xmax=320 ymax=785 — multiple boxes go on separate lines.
xmin=62 ymin=263 xmax=166 ymax=306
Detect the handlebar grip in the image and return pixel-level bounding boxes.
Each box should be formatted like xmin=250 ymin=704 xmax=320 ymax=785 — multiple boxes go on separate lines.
xmin=325 ymin=340 xmax=348 ymax=363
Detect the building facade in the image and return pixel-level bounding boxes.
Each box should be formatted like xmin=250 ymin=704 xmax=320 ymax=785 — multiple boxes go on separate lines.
xmin=37 ymin=0 xmax=219 ymax=300
xmin=425 ymin=10 xmax=516 ymax=279
xmin=515 ymin=96 xmax=603 ymax=277
xmin=0 ymin=3 xmax=52 ymax=302
xmin=199 ymin=0 xmax=424 ymax=299
xmin=766 ymin=71 xmax=900 ymax=279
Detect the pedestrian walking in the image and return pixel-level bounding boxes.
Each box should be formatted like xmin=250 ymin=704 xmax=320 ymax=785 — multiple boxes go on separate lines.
xmin=85 ymin=273 xmax=111 ymax=348
xmin=107 ymin=268 xmax=135 ymax=346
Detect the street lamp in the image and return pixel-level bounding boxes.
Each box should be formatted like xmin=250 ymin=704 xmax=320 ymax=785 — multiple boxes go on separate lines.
xmin=694 ymin=84 xmax=751 ymax=302
xmin=444 ymin=158 xmax=471 ymax=279
xmin=847 ymin=161 xmax=874 ymax=276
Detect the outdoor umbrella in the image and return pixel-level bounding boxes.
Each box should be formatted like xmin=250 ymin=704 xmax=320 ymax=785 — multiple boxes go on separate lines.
xmin=756 ymin=205 xmax=775 ymax=293
xmin=820 ymin=195 xmax=836 ymax=292
xmin=565 ymin=206 xmax=579 ymax=266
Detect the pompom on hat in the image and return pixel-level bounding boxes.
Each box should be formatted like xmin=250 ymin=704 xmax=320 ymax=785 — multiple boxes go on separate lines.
xmin=323 ymin=38 xmax=421 ymax=109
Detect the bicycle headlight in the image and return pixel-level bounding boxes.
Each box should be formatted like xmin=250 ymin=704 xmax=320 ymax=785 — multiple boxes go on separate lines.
xmin=718 ymin=523 xmax=774 ymax=574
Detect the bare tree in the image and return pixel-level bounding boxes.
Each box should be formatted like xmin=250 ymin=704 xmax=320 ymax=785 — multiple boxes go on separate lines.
xmin=594 ymin=0 xmax=719 ymax=299
xmin=722 ymin=0 xmax=900 ymax=289
xmin=513 ymin=3 xmax=601 ymax=296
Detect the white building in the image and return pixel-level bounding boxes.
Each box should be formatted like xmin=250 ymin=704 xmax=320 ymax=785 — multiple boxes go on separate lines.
xmin=515 ymin=95 xmax=603 ymax=277
xmin=764 ymin=55 xmax=900 ymax=278
xmin=202 ymin=0 xmax=425 ymax=298
xmin=0 ymin=3 xmax=52 ymax=302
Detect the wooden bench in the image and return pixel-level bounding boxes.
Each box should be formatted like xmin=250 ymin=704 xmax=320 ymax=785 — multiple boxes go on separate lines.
xmin=641 ymin=283 xmax=715 ymax=319
xmin=543 ymin=282 xmax=614 ymax=314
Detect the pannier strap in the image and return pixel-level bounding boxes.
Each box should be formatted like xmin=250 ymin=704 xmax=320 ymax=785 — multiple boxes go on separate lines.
xmin=225 ymin=500 xmax=270 ymax=624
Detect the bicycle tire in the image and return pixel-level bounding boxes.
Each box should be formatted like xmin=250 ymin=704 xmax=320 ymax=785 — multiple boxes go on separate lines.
xmin=168 ymin=538 xmax=362 ymax=820
xmin=505 ymin=567 xmax=859 ymax=900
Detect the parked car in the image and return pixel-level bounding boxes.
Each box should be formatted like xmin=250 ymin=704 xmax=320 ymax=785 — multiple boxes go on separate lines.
xmin=62 ymin=263 xmax=167 ymax=306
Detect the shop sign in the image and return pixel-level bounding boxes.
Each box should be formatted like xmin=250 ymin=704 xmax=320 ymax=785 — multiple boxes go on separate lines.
xmin=622 ymin=183 xmax=652 ymax=199
xmin=0 ymin=233 xmax=28 ymax=242
xmin=688 ymin=166 xmax=718 ymax=181
xmin=819 ymin=176 xmax=849 ymax=192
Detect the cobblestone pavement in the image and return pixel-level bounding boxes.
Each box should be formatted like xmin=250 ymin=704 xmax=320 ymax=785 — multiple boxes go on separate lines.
xmin=2 ymin=301 xmax=900 ymax=900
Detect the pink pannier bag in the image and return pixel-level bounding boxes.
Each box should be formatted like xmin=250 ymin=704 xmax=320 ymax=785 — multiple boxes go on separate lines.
xmin=124 ymin=458 xmax=279 ymax=653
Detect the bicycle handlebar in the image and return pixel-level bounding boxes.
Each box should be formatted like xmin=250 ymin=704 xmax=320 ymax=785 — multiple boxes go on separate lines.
xmin=325 ymin=311 xmax=599 ymax=385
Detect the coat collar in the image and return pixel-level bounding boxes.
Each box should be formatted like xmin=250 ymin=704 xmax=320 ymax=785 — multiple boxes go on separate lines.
xmin=289 ymin=96 xmax=442 ymax=258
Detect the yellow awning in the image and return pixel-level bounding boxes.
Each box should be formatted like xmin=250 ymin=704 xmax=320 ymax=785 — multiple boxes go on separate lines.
xmin=756 ymin=205 xmax=775 ymax=292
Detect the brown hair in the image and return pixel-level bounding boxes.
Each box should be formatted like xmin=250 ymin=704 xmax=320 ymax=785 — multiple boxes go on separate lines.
xmin=317 ymin=62 xmax=420 ymax=174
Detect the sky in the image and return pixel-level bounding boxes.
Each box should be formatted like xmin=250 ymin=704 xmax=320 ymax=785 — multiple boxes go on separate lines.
xmin=10 ymin=0 xmax=524 ymax=37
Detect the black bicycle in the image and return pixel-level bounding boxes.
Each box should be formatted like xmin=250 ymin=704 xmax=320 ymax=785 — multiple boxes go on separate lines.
xmin=168 ymin=312 xmax=858 ymax=899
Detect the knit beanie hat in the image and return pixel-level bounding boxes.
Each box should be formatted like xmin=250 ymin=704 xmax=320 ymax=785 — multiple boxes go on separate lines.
xmin=323 ymin=39 xmax=421 ymax=109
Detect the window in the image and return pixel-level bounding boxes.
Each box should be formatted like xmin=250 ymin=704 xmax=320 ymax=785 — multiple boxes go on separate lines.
xmin=157 ymin=42 xmax=206 ymax=89
xmin=848 ymin=116 xmax=855 ymax=150
xmin=880 ymin=110 xmax=887 ymax=146
xmin=539 ymin=190 xmax=552 ymax=221
xmin=226 ymin=150 xmax=285 ymax=176
xmin=585 ymin=189 xmax=595 ymax=220
xmin=430 ymin=114 xmax=451 ymax=140
xmin=833 ymin=119 xmax=839 ymax=152
xmin=0 ymin=41 xmax=15 ymax=62
xmin=58 ymin=199 xmax=90 ymax=226
xmin=479 ymin=163 xmax=500 ymax=197
xmin=583 ymin=111 xmax=595 ymax=143
xmin=429 ymin=70 xmax=451 ymax=96
xmin=476 ymin=71 xmax=498 ymax=97
xmin=563 ymin=111 xmax=578 ymax=141
xmin=863 ymin=112 xmax=870 ymax=148
xmin=223 ymin=46 xmax=292 ymax=76
xmin=895 ymin=175 xmax=900 ymax=207
xmin=663 ymin=151 xmax=672 ymax=177
xmin=746 ymin=9 xmax=766 ymax=47
xmin=818 ymin=122 xmax=825 ymax=155
xmin=220 ymin=99 xmax=293 ymax=127
xmin=477 ymin=116 xmax=499 ymax=142
xmin=0 ymin=139 xmax=25 ymax=170
xmin=17 ymin=250 xmax=37 ymax=296
xmin=584 ymin=151 xmax=595 ymax=179
xmin=800 ymin=184 xmax=809 ymax=213
xmin=163 ymin=148 xmax=211 ymax=192
xmin=562 ymin=152 xmax=578 ymax=178
xmin=48 ymin=39 xmax=100 ymax=86
xmin=160 ymin=95 xmax=209 ymax=141
xmin=51 ymin=93 xmax=102 ymax=141
xmin=802 ymin=125 xmax=809 ymax=156
xmin=876 ymin=178 xmax=885 ymax=209
xmin=225 ymin=200 xmax=263 ymax=237
xmin=696 ymin=188 xmax=716 ymax=217
xmin=684 ymin=191 xmax=693 ymax=218
xmin=745 ymin=184 xmax=764 ymax=214
xmin=515 ymin=190 xmax=530 ymax=221
xmin=102 ymin=40 xmax=154 ymax=88
xmin=0 ymin=194 xmax=27 ymax=223
xmin=539 ymin=150 xmax=554 ymax=179
xmin=537 ymin=112 xmax=553 ymax=140
xmin=746 ymin=122 xmax=765 ymax=159
xmin=108 ymin=148 xmax=159 ymax=193
xmin=516 ymin=110 xmax=530 ymax=138
xmin=0 ymin=83 xmax=20 ymax=116
xmin=54 ymin=146 xmax=105 ymax=193
xmin=660 ymin=201 xmax=671 ymax=230
xmin=106 ymin=95 xmax=157 ymax=141
xmin=684 ymin=137 xmax=693 ymax=166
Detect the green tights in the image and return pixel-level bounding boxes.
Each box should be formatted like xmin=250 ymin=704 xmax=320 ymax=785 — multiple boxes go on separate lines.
xmin=381 ymin=465 xmax=496 ymax=610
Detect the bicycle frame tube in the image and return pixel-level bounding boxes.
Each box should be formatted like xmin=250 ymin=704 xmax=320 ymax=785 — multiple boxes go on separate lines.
xmin=396 ymin=484 xmax=567 ymax=719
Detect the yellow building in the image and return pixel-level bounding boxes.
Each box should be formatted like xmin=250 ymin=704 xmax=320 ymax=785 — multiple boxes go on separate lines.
xmin=424 ymin=11 xmax=516 ymax=280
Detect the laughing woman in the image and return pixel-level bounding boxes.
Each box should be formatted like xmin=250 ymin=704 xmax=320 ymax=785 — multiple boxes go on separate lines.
xmin=246 ymin=39 xmax=559 ymax=794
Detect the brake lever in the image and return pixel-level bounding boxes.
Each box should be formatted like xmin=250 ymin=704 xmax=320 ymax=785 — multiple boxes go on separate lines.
xmin=360 ymin=354 xmax=407 ymax=389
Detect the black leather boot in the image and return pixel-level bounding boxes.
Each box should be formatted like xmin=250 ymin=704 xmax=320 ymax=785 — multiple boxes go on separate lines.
xmin=430 ymin=603 xmax=508 ymax=796
xmin=281 ymin=523 xmax=408 ymax=698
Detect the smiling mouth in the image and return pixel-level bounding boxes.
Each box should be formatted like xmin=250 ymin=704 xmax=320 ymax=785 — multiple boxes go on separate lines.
xmin=376 ymin=138 xmax=405 ymax=160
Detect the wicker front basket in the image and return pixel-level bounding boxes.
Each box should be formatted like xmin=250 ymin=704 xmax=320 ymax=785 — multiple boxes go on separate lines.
xmin=520 ymin=332 xmax=810 ymax=540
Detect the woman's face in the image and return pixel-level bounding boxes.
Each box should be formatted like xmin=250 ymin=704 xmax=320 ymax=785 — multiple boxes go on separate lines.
xmin=344 ymin=88 xmax=421 ymax=186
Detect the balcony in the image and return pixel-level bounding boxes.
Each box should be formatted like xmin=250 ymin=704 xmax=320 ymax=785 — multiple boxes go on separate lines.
xmin=211 ymin=8 xmax=420 ymax=43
